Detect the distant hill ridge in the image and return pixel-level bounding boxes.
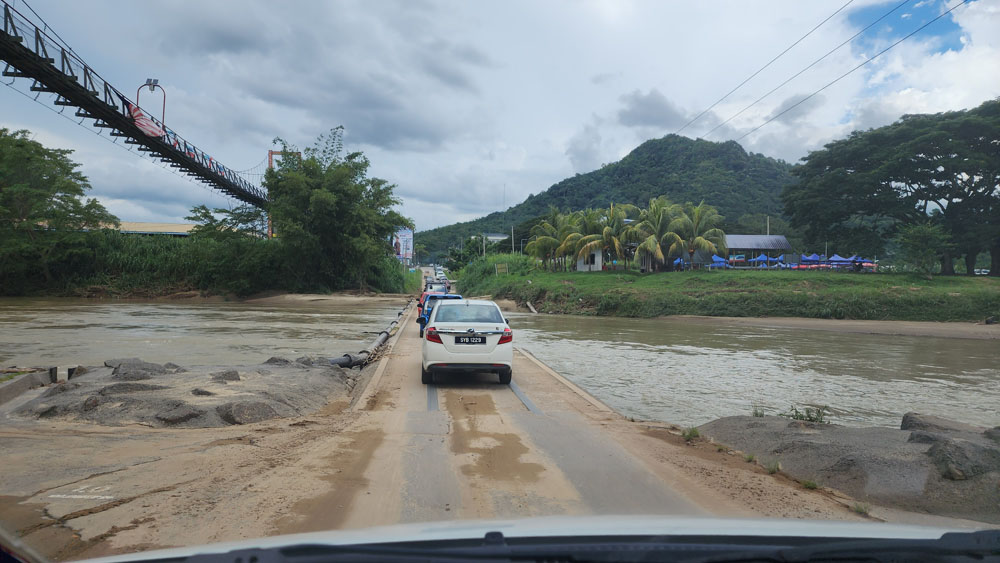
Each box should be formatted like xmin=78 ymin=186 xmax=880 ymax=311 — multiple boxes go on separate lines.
xmin=418 ymin=134 xmax=796 ymax=257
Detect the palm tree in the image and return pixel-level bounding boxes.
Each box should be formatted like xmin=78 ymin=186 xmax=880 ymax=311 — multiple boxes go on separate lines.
xmin=574 ymin=204 xmax=635 ymax=270
xmin=662 ymin=201 xmax=727 ymax=269
xmin=633 ymin=196 xmax=679 ymax=271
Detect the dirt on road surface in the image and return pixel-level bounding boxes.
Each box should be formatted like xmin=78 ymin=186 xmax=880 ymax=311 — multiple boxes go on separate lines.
xmin=0 ymin=301 xmax=987 ymax=561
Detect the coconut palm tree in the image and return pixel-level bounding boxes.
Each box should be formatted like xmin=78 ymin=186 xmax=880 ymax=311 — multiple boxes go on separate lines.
xmin=662 ymin=201 xmax=727 ymax=268
xmin=633 ymin=196 xmax=679 ymax=271
xmin=574 ymin=204 xmax=635 ymax=269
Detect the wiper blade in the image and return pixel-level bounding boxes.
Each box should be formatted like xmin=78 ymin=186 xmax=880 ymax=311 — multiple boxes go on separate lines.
xmin=683 ymin=530 xmax=1000 ymax=563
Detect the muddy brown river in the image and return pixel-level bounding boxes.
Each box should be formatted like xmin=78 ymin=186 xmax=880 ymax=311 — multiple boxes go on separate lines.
xmin=2 ymin=298 xmax=997 ymax=429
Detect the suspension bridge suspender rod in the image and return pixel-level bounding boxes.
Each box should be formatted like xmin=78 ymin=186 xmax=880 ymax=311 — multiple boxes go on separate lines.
xmin=0 ymin=1 xmax=268 ymax=208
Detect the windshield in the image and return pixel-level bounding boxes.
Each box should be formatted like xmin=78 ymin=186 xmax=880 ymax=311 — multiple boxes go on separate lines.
xmin=1 ymin=1 xmax=998 ymax=562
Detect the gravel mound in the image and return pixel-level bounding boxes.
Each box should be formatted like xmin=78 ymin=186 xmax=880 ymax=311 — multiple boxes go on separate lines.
xmin=700 ymin=413 xmax=1000 ymax=524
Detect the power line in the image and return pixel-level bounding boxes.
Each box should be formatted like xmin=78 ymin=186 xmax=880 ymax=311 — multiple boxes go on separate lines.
xmin=702 ymin=0 xmax=912 ymax=139
xmin=674 ymin=0 xmax=855 ymax=135
xmin=736 ymin=0 xmax=971 ymax=142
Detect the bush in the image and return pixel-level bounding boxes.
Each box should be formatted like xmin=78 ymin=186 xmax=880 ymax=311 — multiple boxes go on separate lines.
xmin=682 ymin=427 xmax=700 ymax=441
xmin=779 ymin=405 xmax=830 ymax=424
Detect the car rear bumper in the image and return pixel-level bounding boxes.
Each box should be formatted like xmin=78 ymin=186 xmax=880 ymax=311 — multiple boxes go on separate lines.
xmin=425 ymin=362 xmax=511 ymax=373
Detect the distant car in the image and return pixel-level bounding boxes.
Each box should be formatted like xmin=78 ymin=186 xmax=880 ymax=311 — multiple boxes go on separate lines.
xmin=421 ymin=299 xmax=513 ymax=385
xmin=416 ymin=293 xmax=463 ymax=336
xmin=417 ymin=291 xmax=444 ymax=312
xmin=425 ymin=282 xmax=448 ymax=293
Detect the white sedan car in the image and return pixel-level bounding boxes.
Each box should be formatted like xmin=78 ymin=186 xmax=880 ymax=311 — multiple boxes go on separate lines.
xmin=421 ymin=299 xmax=513 ymax=384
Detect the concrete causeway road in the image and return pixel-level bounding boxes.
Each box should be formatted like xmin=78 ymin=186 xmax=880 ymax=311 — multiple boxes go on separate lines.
xmin=324 ymin=304 xmax=708 ymax=529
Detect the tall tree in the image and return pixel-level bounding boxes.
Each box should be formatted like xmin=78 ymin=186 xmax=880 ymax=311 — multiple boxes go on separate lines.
xmin=265 ymin=127 xmax=412 ymax=290
xmin=784 ymin=99 xmax=1000 ymax=274
xmin=0 ymin=128 xmax=118 ymax=292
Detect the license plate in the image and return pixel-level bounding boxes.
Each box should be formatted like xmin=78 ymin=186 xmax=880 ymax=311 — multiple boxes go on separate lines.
xmin=455 ymin=336 xmax=485 ymax=344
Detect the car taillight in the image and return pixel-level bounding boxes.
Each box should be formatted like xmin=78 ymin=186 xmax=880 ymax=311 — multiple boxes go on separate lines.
xmin=498 ymin=328 xmax=512 ymax=344
xmin=425 ymin=327 xmax=443 ymax=343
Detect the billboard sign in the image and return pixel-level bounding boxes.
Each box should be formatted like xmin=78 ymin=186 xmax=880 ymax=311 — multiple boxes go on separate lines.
xmin=393 ymin=228 xmax=413 ymax=263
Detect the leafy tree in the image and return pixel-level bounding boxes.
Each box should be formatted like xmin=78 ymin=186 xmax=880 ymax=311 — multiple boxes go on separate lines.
xmin=186 ymin=204 xmax=268 ymax=240
xmin=784 ymin=99 xmax=1000 ymax=275
xmin=265 ymin=127 xmax=412 ymax=291
xmin=895 ymin=223 xmax=951 ymax=279
xmin=0 ymin=128 xmax=118 ymax=293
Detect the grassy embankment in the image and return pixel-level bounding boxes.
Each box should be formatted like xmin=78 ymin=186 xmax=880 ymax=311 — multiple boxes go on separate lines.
xmin=457 ymin=254 xmax=1000 ymax=322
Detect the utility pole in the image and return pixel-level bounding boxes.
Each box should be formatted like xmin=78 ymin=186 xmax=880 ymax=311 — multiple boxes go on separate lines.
xmin=511 ymin=225 xmax=514 ymax=254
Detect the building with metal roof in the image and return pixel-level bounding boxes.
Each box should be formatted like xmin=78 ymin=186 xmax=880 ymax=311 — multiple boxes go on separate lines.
xmin=724 ymin=234 xmax=792 ymax=252
xmin=118 ymin=222 xmax=196 ymax=236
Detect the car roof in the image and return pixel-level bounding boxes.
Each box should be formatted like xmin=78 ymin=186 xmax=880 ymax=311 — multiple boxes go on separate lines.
xmin=432 ymin=299 xmax=498 ymax=307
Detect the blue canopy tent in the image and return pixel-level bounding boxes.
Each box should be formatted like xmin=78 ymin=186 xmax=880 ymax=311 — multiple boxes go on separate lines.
xmin=829 ymin=254 xmax=852 ymax=263
xmin=801 ymin=253 xmax=820 ymax=263
xmin=707 ymin=254 xmax=729 ymax=269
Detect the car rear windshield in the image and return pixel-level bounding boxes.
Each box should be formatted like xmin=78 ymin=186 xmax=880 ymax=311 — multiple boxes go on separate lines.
xmin=433 ymin=304 xmax=503 ymax=323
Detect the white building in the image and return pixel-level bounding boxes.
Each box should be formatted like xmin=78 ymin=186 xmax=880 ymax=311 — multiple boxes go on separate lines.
xmin=576 ymin=250 xmax=603 ymax=272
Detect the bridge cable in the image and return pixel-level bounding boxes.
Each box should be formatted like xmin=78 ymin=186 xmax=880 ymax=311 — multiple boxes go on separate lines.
xmin=673 ymin=0 xmax=855 ymax=136
xmin=735 ymin=0 xmax=971 ymax=142
xmin=1 ymin=80 xmax=234 ymax=204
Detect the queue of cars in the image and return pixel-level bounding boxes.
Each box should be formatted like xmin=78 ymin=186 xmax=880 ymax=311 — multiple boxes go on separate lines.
xmin=418 ymin=265 xmax=513 ymax=385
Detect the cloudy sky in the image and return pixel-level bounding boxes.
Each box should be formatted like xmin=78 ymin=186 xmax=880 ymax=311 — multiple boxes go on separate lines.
xmin=3 ymin=0 xmax=998 ymax=230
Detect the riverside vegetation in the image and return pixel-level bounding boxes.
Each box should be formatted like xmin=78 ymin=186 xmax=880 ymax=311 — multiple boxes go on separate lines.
xmin=0 ymin=127 xmax=415 ymax=297
xmin=456 ymin=254 xmax=999 ymax=322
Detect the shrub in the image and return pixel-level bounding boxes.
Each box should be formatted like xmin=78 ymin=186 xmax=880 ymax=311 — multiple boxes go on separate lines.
xmin=779 ymin=405 xmax=830 ymax=423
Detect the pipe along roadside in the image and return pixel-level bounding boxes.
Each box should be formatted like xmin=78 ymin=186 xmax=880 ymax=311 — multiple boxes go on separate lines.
xmin=329 ymin=300 xmax=412 ymax=368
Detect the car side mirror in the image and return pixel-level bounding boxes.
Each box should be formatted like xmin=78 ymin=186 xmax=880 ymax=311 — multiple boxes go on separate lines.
xmin=417 ymin=317 xmax=427 ymax=326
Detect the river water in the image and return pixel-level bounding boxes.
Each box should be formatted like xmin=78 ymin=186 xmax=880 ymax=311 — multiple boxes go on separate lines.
xmin=0 ymin=298 xmax=403 ymax=369
xmin=2 ymin=298 xmax=997 ymax=429
xmin=509 ymin=313 xmax=1000 ymax=429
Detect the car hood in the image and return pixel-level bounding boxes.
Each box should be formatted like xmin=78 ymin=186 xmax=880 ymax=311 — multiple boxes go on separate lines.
xmin=83 ymin=515 xmax=964 ymax=562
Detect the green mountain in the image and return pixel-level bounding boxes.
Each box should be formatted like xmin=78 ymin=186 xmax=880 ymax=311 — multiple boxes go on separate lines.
xmin=417 ymin=134 xmax=796 ymax=258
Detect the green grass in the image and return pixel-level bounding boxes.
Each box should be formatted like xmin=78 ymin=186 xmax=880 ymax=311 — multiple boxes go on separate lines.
xmin=457 ymin=258 xmax=1000 ymax=322
xmin=0 ymin=372 xmax=28 ymax=383
xmin=766 ymin=460 xmax=782 ymax=474
xmin=802 ymin=480 xmax=819 ymax=490
xmin=852 ymin=502 xmax=871 ymax=515
xmin=403 ymin=269 xmax=425 ymax=293
xmin=780 ymin=405 xmax=830 ymax=424
xmin=751 ymin=403 xmax=766 ymax=417
xmin=744 ymin=453 xmax=756 ymax=463
xmin=682 ymin=427 xmax=700 ymax=441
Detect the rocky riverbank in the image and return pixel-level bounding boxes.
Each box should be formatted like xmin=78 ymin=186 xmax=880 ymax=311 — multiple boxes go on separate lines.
xmin=10 ymin=357 xmax=372 ymax=428
xmin=699 ymin=413 xmax=1000 ymax=524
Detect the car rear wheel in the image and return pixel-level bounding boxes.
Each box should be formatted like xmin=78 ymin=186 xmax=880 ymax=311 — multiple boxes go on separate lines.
xmin=498 ymin=368 xmax=512 ymax=385
xmin=421 ymin=366 xmax=433 ymax=384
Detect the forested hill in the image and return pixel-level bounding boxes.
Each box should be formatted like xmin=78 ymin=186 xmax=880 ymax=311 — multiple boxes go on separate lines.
xmin=417 ymin=134 xmax=796 ymax=257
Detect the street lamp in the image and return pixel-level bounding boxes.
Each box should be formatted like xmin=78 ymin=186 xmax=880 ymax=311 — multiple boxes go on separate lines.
xmin=136 ymin=78 xmax=166 ymax=124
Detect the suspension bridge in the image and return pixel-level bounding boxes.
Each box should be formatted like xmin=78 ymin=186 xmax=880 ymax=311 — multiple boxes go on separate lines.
xmin=0 ymin=0 xmax=268 ymax=208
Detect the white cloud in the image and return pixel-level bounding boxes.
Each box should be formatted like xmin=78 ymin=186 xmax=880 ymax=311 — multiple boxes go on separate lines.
xmin=2 ymin=0 xmax=997 ymax=231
